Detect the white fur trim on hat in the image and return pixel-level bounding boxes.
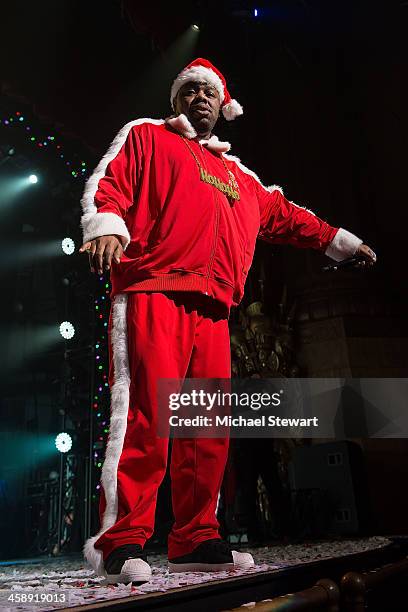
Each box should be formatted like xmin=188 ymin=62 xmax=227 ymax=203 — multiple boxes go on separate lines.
xmin=222 ymin=99 xmax=244 ymax=121
xmin=171 ymin=66 xmax=225 ymax=109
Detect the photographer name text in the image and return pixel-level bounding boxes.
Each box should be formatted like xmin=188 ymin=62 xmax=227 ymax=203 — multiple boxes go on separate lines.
xmin=168 ymin=415 xmax=319 ymax=428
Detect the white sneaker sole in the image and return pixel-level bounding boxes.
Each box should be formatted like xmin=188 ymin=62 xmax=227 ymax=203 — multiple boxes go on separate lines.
xmin=103 ymin=558 xmax=152 ymax=584
xmin=168 ymin=561 xmax=235 ymax=573
xmin=168 ymin=551 xmax=255 ymax=573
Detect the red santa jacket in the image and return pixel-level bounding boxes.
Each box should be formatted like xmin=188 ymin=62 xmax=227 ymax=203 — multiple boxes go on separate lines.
xmin=80 ymin=115 xmax=363 ymax=311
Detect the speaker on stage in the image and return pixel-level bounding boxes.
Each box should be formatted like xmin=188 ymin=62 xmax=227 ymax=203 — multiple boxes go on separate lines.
xmin=288 ymin=441 xmax=371 ymax=537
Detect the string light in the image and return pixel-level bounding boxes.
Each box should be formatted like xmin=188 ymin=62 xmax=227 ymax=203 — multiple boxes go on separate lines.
xmin=1 ymin=110 xmax=88 ymax=178
xmin=91 ymin=273 xmax=112 ymax=489
xmin=2 ymin=108 xmax=100 ymax=489
xmin=1 ymin=109 xmax=113 ymax=492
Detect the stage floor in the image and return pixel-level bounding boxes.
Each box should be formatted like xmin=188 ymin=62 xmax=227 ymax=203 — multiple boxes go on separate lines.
xmin=0 ymin=536 xmax=391 ymax=611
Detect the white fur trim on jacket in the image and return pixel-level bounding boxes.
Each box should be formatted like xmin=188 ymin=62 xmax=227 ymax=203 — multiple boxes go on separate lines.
xmin=82 ymin=212 xmax=131 ymax=248
xmin=165 ymin=114 xmax=231 ymax=152
xmin=267 ymin=184 xmax=283 ymax=194
xmin=288 ymin=200 xmax=316 ymax=217
xmin=83 ymin=293 xmax=130 ymax=576
xmin=325 ymin=227 xmax=363 ymax=262
xmin=165 ymin=114 xmax=197 ymax=139
xmin=224 ymin=154 xmax=270 ymax=189
xmin=200 ymin=135 xmax=231 ymax=153
xmin=222 ymin=99 xmax=244 ymax=121
xmin=171 ymin=66 xmax=225 ymax=108
xmin=80 ymin=118 xmax=164 ymax=251
xmin=225 ymin=155 xmax=319 ymax=217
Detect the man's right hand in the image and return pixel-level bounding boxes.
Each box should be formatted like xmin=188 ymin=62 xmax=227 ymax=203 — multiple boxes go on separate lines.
xmin=79 ymin=235 xmax=124 ymax=274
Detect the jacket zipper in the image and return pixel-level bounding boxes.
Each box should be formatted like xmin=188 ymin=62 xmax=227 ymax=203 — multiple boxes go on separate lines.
xmin=206 ymin=190 xmax=220 ymax=294
xmin=199 ymin=143 xmax=220 ymax=295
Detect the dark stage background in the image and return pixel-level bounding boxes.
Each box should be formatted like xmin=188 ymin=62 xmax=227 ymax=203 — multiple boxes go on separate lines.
xmin=1 ymin=0 xmax=407 ymax=559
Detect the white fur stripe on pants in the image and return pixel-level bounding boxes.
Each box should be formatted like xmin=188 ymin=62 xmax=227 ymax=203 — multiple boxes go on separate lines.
xmin=83 ymin=293 xmax=130 ymax=576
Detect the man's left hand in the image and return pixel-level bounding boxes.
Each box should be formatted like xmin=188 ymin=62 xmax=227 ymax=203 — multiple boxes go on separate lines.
xmin=355 ymin=244 xmax=377 ymax=268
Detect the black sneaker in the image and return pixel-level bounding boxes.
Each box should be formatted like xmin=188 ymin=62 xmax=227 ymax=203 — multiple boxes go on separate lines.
xmin=103 ymin=544 xmax=152 ymax=584
xmin=168 ymin=538 xmax=255 ymax=573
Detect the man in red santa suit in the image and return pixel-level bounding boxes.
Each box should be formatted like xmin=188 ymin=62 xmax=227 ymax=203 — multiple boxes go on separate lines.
xmin=79 ymin=58 xmax=377 ymax=584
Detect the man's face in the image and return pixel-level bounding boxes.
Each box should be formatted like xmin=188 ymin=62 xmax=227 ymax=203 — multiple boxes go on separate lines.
xmin=175 ymin=80 xmax=221 ymax=135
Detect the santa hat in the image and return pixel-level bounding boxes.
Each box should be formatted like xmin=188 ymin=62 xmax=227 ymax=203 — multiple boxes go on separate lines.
xmin=170 ymin=57 xmax=243 ymax=121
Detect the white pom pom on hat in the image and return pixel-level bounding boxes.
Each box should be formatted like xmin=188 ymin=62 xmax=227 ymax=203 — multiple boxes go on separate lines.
xmin=170 ymin=57 xmax=243 ymax=121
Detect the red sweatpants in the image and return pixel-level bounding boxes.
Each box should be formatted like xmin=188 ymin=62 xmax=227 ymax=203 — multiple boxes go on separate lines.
xmin=94 ymin=291 xmax=231 ymax=560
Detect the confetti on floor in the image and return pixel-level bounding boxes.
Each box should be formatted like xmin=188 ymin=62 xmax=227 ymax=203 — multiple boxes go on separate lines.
xmin=0 ymin=536 xmax=391 ymax=611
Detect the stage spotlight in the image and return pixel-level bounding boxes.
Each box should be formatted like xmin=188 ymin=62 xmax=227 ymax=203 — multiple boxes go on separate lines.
xmin=61 ymin=237 xmax=75 ymax=255
xmin=55 ymin=432 xmax=72 ymax=453
xmin=59 ymin=321 xmax=75 ymax=340
xmin=28 ymin=174 xmax=38 ymax=184
xmin=191 ymin=24 xmax=200 ymax=31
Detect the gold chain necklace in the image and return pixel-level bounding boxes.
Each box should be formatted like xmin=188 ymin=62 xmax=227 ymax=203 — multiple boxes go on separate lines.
xmin=181 ymin=136 xmax=240 ymax=202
